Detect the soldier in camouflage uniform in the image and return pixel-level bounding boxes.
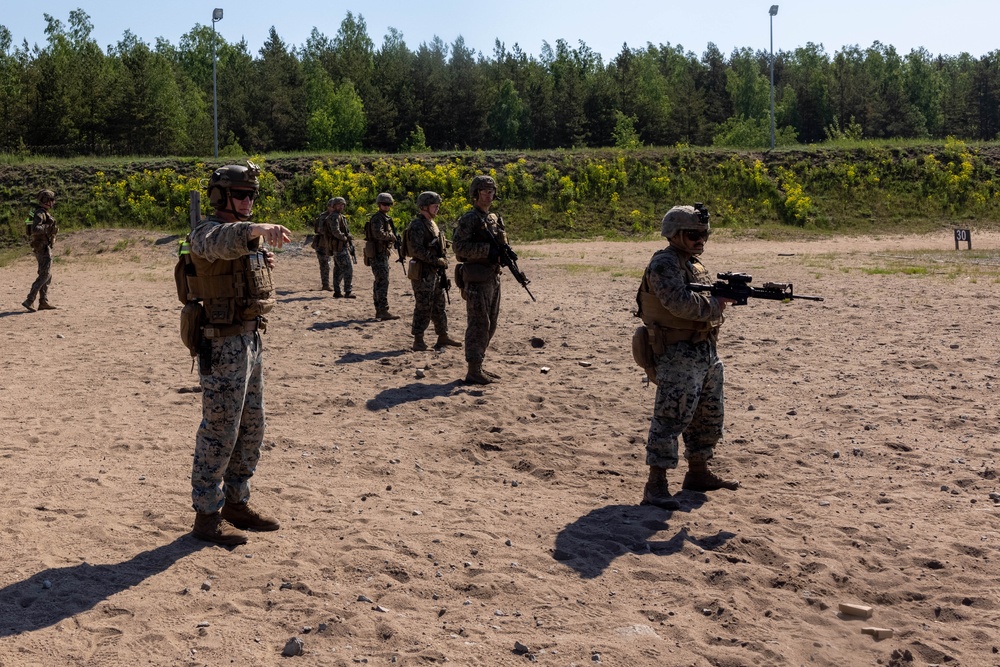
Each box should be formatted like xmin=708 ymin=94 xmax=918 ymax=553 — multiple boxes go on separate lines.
xmin=185 ymin=162 xmax=291 ymax=546
xmin=312 ymin=199 xmax=337 ymax=291
xmin=405 ymin=191 xmax=462 ymax=352
xmin=452 ymin=175 xmax=505 ymax=384
xmin=636 ymin=204 xmax=739 ymax=510
xmin=22 ymin=189 xmax=58 ymax=312
xmin=364 ymin=192 xmax=401 ymax=320
xmin=328 ymin=198 xmax=356 ymax=298
xmin=313 ymin=197 xmax=355 ymax=297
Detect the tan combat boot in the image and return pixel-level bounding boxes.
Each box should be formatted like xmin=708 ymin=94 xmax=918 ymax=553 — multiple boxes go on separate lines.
xmin=465 ymin=362 xmax=492 ymax=385
xmin=640 ymin=466 xmax=680 ymax=510
xmin=192 ymin=511 xmax=248 ymax=545
xmin=412 ymin=334 xmax=428 ymax=351
xmin=22 ymin=299 xmax=35 ymax=312
xmin=37 ymin=301 xmax=57 ymax=310
xmin=682 ymin=460 xmax=740 ymax=492
xmin=221 ymin=501 xmax=280 ymax=531
xmin=434 ymin=333 xmax=462 ymax=350
xmin=377 ymin=310 xmax=401 ymax=321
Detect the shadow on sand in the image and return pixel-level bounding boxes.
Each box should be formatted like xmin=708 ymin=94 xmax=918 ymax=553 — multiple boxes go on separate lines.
xmin=0 ymin=535 xmax=208 ymax=637
xmin=553 ymin=501 xmax=735 ymax=579
xmin=366 ymin=381 xmax=466 ymax=411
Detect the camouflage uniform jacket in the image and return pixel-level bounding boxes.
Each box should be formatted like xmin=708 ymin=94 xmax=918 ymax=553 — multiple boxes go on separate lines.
xmin=189 ymin=216 xmax=274 ymax=325
xmin=364 ymin=211 xmax=396 ymax=255
xmin=29 ymin=207 xmax=57 ymax=252
xmin=406 ymin=215 xmax=446 ymax=267
xmin=315 ymin=211 xmax=350 ymax=253
xmin=453 ymin=208 xmax=505 ymax=266
xmin=643 ymin=246 xmax=724 ymax=328
xmin=190 ymin=217 xmax=259 ymax=263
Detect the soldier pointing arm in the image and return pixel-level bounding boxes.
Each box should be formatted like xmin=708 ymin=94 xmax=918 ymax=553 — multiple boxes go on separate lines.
xmin=184 ymin=161 xmax=290 ymax=546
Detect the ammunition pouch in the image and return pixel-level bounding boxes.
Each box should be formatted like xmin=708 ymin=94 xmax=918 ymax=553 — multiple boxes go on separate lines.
xmin=407 ymin=258 xmax=423 ymax=281
xmin=174 ymin=249 xmax=194 ymax=303
xmin=454 ymin=264 xmax=467 ymax=300
xmin=180 ymin=301 xmax=206 ymax=356
xmin=631 ymin=326 xmax=658 ymax=385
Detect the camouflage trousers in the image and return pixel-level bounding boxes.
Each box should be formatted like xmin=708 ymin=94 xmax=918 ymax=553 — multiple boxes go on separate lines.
xmin=646 ymin=340 xmax=725 ymax=469
xmin=463 ymin=276 xmax=501 ymax=363
xmin=370 ymin=253 xmax=390 ymax=313
xmin=332 ymin=248 xmax=353 ymax=294
xmin=315 ymin=249 xmax=331 ymax=288
xmin=411 ymin=269 xmax=447 ymax=337
xmin=192 ymin=331 xmax=266 ymax=514
xmin=26 ymin=247 xmax=52 ymax=304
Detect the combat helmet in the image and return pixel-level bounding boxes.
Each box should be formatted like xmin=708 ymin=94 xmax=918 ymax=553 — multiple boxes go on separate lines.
xmin=38 ymin=189 xmax=56 ymax=204
xmin=207 ymin=161 xmax=260 ymax=220
xmin=469 ymin=175 xmax=497 ymax=201
xmin=417 ymin=191 xmax=442 ymax=208
xmin=376 ymin=192 xmax=394 ymax=205
xmin=328 ymin=197 xmax=347 ymax=207
xmin=661 ymin=203 xmax=710 ymax=239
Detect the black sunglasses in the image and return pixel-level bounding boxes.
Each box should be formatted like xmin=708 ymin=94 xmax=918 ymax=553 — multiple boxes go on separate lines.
xmin=683 ymin=229 xmax=710 ymax=241
xmin=230 ymin=190 xmax=257 ymax=201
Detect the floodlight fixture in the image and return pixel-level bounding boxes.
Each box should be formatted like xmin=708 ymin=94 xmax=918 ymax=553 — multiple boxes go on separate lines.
xmin=212 ymin=9 xmax=224 ymax=158
xmin=768 ymin=6 xmax=778 ymax=149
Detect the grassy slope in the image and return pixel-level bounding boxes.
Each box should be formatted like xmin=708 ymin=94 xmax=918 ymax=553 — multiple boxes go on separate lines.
xmin=2 ymin=143 xmax=1000 ymax=249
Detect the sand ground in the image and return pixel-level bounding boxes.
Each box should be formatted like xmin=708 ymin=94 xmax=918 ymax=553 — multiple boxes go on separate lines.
xmin=1 ymin=227 xmax=999 ymax=666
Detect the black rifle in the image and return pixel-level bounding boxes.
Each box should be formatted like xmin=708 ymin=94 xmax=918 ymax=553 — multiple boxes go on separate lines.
xmin=433 ymin=233 xmax=451 ymax=305
xmin=482 ymin=217 xmax=536 ymax=302
xmin=438 ymin=264 xmax=451 ymax=304
xmin=347 ymin=238 xmax=357 ymax=264
xmin=688 ymin=272 xmax=824 ymax=305
xmin=388 ymin=219 xmax=405 ymax=274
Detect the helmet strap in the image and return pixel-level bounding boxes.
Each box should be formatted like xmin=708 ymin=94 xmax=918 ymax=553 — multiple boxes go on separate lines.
xmin=212 ymin=188 xmax=253 ymax=221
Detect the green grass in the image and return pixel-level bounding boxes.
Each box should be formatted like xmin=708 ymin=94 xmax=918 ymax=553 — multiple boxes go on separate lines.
xmin=0 ymin=246 xmax=28 ymax=268
xmin=862 ymin=266 xmax=929 ymax=275
xmin=556 ymin=263 xmax=616 ymax=275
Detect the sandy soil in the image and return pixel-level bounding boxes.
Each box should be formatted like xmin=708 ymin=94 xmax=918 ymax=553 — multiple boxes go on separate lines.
xmin=1 ymin=227 xmax=999 ymax=667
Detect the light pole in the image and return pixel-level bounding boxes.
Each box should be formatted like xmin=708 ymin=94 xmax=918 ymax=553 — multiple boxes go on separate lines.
xmin=769 ymin=5 xmax=778 ymax=150
xmin=212 ymin=8 xmax=223 ymax=159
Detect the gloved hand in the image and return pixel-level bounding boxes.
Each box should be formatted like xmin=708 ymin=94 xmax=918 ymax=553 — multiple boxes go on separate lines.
xmin=434 ymin=257 xmax=448 ymax=268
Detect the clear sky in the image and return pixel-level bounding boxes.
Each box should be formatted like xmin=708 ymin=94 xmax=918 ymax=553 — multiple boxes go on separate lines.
xmin=3 ymin=1 xmax=998 ymax=61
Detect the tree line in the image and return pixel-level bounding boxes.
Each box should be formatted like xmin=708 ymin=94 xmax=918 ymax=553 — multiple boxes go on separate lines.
xmin=2 ymin=9 xmax=1000 ymax=157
